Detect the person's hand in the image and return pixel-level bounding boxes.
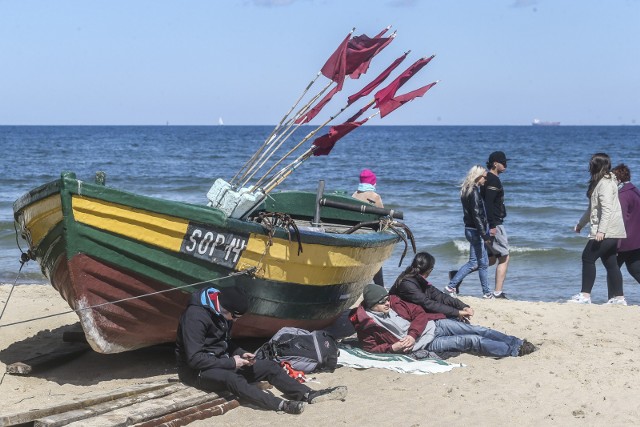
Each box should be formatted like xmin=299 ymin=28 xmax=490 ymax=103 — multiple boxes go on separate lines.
xmin=241 ymin=353 xmax=256 ymax=365
xmin=490 ymin=227 xmax=497 ymax=237
xmin=234 ymin=355 xmax=252 ymax=369
xmin=458 ymin=307 xmax=474 ymax=322
xmin=391 ymin=336 xmax=416 ymax=352
xmin=574 ymin=224 xmax=582 ymax=233
xmin=595 ymin=231 xmax=605 ymax=241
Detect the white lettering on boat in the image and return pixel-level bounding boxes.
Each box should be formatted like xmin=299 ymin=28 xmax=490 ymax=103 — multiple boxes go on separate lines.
xmin=180 ymin=223 xmax=249 ymax=268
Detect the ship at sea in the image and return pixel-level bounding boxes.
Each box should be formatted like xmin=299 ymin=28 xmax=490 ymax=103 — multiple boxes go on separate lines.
xmin=532 ymin=118 xmax=560 ymax=126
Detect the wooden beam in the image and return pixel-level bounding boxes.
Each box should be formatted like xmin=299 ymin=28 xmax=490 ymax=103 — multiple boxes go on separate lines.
xmin=135 ymin=399 xmax=240 ymax=427
xmin=5 ymin=342 xmax=90 ymax=375
xmin=33 ymin=384 xmax=187 ymax=427
xmin=0 ymin=382 xmax=173 ymax=426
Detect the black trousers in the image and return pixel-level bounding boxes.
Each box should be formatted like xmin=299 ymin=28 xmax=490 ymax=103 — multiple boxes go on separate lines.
xmin=194 ymin=359 xmax=311 ymax=411
xmin=618 ymin=248 xmax=640 ymax=285
xmin=581 ymin=238 xmax=623 ymax=299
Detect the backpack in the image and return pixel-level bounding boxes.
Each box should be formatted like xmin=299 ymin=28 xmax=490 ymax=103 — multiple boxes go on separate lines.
xmin=255 ymin=327 xmax=339 ymax=374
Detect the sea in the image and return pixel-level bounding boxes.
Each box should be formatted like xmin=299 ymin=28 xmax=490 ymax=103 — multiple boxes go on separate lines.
xmin=1 ymin=125 xmax=639 ymax=304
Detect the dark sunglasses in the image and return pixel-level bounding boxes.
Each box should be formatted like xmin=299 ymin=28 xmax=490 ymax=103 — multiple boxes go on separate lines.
xmin=377 ymin=296 xmax=390 ymax=305
xmin=231 ymin=312 xmax=242 ymax=320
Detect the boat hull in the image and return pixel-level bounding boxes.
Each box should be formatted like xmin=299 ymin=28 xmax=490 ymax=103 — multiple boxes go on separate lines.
xmin=14 ymin=172 xmax=400 ymax=353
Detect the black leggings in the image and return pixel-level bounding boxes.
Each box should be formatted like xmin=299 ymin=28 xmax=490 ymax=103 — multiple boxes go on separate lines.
xmin=618 ymin=248 xmax=640 ymax=285
xmin=581 ymin=238 xmax=623 ymax=299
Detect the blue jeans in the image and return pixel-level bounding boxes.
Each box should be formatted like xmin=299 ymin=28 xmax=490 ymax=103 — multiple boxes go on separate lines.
xmin=426 ymin=319 xmax=523 ymax=358
xmin=449 ymin=228 xmax=489 ymax=294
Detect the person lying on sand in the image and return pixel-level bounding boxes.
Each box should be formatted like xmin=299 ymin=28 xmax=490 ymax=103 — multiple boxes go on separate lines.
xmin=175 ymin=286 xmax=347 ymax=415
xmin=350 ymin=284 xmax=536 ymax=358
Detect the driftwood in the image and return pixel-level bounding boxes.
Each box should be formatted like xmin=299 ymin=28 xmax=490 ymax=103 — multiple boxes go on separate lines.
xmin=62 ymin=330 xmax=88 ymax=343
xmin=133 ymin=397 xmax=239 ymax=427
xmin=5 ymin=342 xmax=91 ymax=375
xmin=33 ymin=383 xmax=187 ymax=427
xmin=0 ymin=381 xmax=173 ymax=427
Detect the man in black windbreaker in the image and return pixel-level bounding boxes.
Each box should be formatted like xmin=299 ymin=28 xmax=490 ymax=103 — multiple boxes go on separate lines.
xmin=176 ymin=286 xmax=347 ymax=415
xmin=482 ymin=151 xmax=510 ymax=299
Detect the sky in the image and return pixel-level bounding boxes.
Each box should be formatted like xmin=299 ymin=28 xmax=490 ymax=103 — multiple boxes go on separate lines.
xmin=1 ymin=0 xmax=638 ymax=126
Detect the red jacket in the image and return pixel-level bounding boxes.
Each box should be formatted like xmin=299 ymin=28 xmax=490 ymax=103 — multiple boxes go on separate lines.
xmin=349 ymin=295 xmax=445 ymax=353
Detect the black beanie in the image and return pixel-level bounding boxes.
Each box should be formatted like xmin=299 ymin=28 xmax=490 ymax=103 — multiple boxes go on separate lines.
xmin=362 ymin=284 xmax=389 ymax=309
xmin=219 ymin=286 xmax=249 ymax=315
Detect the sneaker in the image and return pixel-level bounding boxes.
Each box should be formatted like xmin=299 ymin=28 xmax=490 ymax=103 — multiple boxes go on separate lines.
xmin=483 ymin=293 xmax=495 ymax=299
xmin=307 ymin=386 xmax=348 ymax=404
xmin=605 ymin=297 xmax=628 ymax=306
xmin=281 ymin=400 xmax=305 ymax=414
xmin=567 ymin=293 xmax=591 ymax=304
xmin=518 ymin=340 xmax=537 ymax=356
xmin=494 ymin=292 xmax=508 ymax=299
xmin=443 ymin=286 xmax=457 ymax=297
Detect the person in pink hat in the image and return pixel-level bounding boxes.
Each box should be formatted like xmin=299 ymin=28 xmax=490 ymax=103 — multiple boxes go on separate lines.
xmin=352 ymin=169 xmax=384 ymax=208
xmin=352 ymin=169 xmax=385 ymax=286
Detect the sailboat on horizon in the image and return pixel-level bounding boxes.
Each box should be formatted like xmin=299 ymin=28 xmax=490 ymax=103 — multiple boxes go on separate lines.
xmin=218 ymin=117 xmax=224 ymax=126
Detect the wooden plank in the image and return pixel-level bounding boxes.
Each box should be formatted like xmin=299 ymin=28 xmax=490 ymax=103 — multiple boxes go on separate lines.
xmin=125 ymin=391 xmax=225 ymax=425
xmin=5 ymin=342 xmax=91 ymax=375
xmin=34 ymin=383 xmax=187 ymax=427
xmin=0 ymin=381 xmax=173 ymax=427
xmin=135 ymin=399 xmax=240 ymax=427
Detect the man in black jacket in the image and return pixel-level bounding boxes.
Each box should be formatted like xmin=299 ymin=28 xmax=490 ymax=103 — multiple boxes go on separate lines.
xmin=176 ymin=286 xmax=347 ymax=414
xmin=482 ymin=151 xmax=510 ymax=299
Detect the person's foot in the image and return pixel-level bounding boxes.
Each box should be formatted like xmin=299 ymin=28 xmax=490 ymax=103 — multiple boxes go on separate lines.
xmin=443 ymin=286 xmax=457 ymax=297
xmin=494 ymin=292 xmax=508 ymax=299
xmin=518 ymin=340 xmax=537 ymax=356
xmin=567 ymin=293 xmax=591 ymax=304
xmin=307 ymin=386 xmax=348 ymax=404
xmin=280 ymin=400 xmax=305 ymax=414
xmin=483 ymin=293 xmax=495 ymax=299
xmin=605 ymin=297 xmax=628 ymax=306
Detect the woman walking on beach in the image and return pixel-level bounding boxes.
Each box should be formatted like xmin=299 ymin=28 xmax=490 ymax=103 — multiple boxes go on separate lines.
xmin=611 ymin=164 xmax=640 ymax=284
xmin=444 ymin=166 xmax=494 ymax=299
xmin=569 ymin=153 xmax=627 ymax=305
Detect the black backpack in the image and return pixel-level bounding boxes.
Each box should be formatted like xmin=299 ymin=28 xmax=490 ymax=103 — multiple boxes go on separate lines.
xmin=256 ymin=327 xmax=339 ymax=373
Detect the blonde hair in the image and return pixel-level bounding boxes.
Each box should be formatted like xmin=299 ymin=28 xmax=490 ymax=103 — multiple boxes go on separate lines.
xmin=460 ymin=165 xmax=487 ymax=197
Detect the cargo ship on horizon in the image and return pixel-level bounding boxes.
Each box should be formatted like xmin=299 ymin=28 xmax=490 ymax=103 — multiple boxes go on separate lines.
xmin=532 ymin=118 xmax=560 ymax=126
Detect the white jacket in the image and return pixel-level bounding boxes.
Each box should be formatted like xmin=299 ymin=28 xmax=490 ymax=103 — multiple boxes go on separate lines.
xmin=578 ymin=174 xmax=626 ymax=239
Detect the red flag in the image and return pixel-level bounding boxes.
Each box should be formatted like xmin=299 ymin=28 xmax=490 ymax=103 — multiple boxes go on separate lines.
xmin=374 ymin=55 xmax=434 ymax=110
xmin=321 ymin=32 xmax=351 ymax=90
xmin=295 ymin=86 xmax=340 ymax=124
xmin=377 ymin=82 xmax=437 ymax=118
xmin=346 ymin=33 xmax=394 ymax=79
xmin=347 ymin=52 xmax=408 ymax=106
xmin=312 ymin=120 xmax=366 ymax=156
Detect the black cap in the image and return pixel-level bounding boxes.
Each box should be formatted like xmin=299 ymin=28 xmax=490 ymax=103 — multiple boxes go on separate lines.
xmin=218 ymin=286 xmax=249 ymax=315
xmin=362 ymin=284 xmax=389 ymax=309
xmin=488 ymin=151 xmax=508 ymax=166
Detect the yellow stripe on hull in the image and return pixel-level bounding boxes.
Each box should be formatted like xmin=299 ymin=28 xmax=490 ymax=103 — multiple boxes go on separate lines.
xmin=72 ymin=196 xmax=189 ymax=252
xmin=19 ymin=194 xmax=63 ymax=248
xmin=237 ymin=233 xmax=394 ymax=285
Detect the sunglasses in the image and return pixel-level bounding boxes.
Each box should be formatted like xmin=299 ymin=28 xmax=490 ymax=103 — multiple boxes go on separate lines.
xmin=231 ymin=312 xmax=242 ymax=320
xmin=377 ymin=296 xmax=390 ymax=305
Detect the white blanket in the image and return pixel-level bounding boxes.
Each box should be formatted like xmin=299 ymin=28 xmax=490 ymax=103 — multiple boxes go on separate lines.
xmin=337 ymin=344 xmax=463 ymax=375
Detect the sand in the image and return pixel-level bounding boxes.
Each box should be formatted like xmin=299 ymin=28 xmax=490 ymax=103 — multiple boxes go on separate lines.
xmin=2 ymin=283 xmax=640 ymax=426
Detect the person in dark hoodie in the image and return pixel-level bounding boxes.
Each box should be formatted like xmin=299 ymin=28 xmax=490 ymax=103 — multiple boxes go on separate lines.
xmin=175 ymin=286 xmax=347 ymax=415
xmin=612 ymin=163 xmax=640 ymax=285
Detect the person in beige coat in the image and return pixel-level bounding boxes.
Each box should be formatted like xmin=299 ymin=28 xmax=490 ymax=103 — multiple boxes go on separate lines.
xmin=568 ymin=153 xmax=627 ymax=305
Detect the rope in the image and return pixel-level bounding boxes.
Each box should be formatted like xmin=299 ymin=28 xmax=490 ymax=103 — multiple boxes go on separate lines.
xmin=0 ymin=269 xmax=255 ymax=329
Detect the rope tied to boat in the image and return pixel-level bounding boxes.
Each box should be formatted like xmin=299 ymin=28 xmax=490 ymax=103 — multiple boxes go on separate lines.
xmin=254 ymin=212 xmax=303 ymax=256
xmin=343 ymin=217 xmax=416 ymax=266
xmin=0 ymin=269 xmax=256 ymax=330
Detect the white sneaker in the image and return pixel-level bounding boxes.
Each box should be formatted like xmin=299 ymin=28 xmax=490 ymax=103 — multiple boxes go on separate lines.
xmin=605 ymin=297 xmax=628 ymax=306
xmin=443 ymin=286 xmax=457 ymax=297
xmin=567 ymin=293 xmax=591 ymax=304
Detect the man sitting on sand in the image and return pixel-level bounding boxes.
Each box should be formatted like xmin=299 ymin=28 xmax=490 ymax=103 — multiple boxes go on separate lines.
xmin=175 ymin=286 xmax=347 ymax=414
xmin=350 ymin=284 xmax=536 ymax=358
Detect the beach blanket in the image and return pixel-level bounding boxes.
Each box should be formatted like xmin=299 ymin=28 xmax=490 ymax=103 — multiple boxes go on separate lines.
xmin=337 ymin=344 xmax=463 ymax=375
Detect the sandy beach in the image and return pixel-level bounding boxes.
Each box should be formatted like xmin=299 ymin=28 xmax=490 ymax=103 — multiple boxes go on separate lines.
xmin=2 ymin=283 xmax=640 ymax=426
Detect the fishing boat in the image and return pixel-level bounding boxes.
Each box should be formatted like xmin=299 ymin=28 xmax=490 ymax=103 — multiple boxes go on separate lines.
xmin=12 ymin=27 xmax=436 ymax=353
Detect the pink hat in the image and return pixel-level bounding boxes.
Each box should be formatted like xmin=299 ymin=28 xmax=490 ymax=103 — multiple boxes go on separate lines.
xmin=359 ymin=169 xmax=377 ymax=185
